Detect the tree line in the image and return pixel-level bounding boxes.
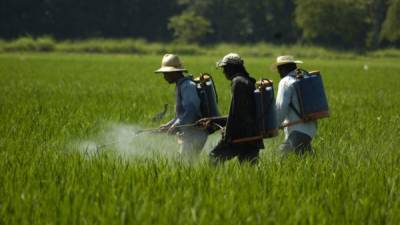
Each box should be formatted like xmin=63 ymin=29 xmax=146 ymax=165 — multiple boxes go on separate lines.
xmin=1 ymin=0 xmax=399 ymax=49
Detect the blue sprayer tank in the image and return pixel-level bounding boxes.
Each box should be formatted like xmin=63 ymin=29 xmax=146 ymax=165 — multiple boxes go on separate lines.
xmin=194 ymin=73 xmax=220 ymax=118
xmin=254 ymin=79 xmax=278 ymax=138
xmin=293 ymin=69 xmax=329 ymax=121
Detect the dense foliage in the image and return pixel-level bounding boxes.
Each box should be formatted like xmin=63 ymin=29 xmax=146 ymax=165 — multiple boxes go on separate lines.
xmin=380 ymin=0 xmax=400 ymax=43
xmin=1 ymin=0 xmax=400 ymax=48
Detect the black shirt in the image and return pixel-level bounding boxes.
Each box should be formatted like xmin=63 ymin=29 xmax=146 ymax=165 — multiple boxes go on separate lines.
xmin=215 ymin=73 xmax=264 ymax=149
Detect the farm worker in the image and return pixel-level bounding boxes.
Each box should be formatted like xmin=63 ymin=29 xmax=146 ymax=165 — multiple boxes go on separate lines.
xmin=200 ymin=53 xmax=264 ymax=164
xmin=274 ymin=56 xmax=316 ymax=155
xmin=154 ymin=54 xmax=207 ymax=161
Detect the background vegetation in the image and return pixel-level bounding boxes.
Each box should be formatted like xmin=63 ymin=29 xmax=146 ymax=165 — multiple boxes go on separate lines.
xmin=0 ymin=53 xmax=399 ymax=224
xmin=2 ymin=37 xmax=400 ymax=59
xmin=2 ymin=0 xmax=400 ymax=49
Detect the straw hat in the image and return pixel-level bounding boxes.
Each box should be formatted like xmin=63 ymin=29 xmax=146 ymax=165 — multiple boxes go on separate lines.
xmin=216 ymin=53 xmax=243 ymax=67
xmin=155 ymin=54 xmax=187 ymax=73
xmin=274 ymin=55 xmax=303 ymax=67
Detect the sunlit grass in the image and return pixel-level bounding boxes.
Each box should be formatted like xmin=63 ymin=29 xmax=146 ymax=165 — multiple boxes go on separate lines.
xmin=0 ymin=53 xmax=399 ymax=225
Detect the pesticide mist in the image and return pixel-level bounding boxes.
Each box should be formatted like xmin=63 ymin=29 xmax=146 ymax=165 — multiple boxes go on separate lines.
xmin=73 ymin=123 xmax=220 ymax=159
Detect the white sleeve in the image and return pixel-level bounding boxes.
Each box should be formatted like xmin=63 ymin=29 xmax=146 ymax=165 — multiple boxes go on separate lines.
xmin=275 ymin=78 xmax=292 ymax=126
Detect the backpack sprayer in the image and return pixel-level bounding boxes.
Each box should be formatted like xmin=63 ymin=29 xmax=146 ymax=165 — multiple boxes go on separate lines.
xmin=229 ymin=78 xmax=279 ymax=144
xmin=194 ymin=73 xmax=220 ymax=119
xmin=280 ymin=69 xmax=330 ymax=128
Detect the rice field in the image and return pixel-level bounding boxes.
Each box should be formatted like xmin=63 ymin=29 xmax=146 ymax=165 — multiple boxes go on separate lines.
xmin=0 ymin=53 xmax=399 ymax=225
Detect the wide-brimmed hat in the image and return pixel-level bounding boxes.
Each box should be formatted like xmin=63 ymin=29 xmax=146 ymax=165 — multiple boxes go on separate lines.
xmin=274 ymin=55 xmax=303 ymax=67
xmin=216 ymin=53 xmax=243 ymax=67
xmin=155 ymin=54 xmax=188 ymax=73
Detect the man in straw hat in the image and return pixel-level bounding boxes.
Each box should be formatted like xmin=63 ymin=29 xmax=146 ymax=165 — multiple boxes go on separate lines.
xmin=201 ymin=53 xmax=264 ymax=164
xmin=274 ymin=55 xmax=317 ymax=155
xmin=155 ymin=54 xmax=207 ymax=161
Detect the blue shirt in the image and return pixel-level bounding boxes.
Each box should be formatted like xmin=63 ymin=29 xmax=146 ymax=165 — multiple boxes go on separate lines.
xmin=167 ymin=76 xmax=202 ymax=127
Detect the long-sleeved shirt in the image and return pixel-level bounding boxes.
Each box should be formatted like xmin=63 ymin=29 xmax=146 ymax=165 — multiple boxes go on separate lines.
xmin=166 ymin=76 xmax=202 ymax=128
xmin=276 ymin=70 xmax=317 ymax=140
xmin=215 ymin=73 xmax=264 ymax=149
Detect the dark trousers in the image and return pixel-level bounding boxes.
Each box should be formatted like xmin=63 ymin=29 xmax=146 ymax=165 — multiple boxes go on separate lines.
xmin=279 ymin=131 xmax=314 ymax=155
xmin=209 ymin=140 xmax=260 ymax=165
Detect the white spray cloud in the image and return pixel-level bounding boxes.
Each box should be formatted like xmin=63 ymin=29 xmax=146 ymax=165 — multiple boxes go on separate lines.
xmin=73 ymin=123 xmax=220 ymax=159
xmin=78 ymin=140 xmax=100 ymax=155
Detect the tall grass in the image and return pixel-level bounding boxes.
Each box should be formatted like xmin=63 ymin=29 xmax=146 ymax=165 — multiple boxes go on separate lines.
xmin=1 ymin=36 xmax=400 ymax=58
xmin=2 ymin=36 xmax=55 ymax=52
xmin=0 ymin=53 xmax=399 ymax=225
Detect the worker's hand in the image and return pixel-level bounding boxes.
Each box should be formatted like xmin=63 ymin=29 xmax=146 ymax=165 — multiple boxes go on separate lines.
xmin=158 ymin=124 xmax=170 ymax=133
xmin=197 ymin=118 xmax=212 ymax=128
xmin=167 ymin=125 xmax=178 ymax=135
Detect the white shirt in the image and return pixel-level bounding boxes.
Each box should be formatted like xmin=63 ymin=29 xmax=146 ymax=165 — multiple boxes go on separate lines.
xmin=276 ymin=70 xmax=317 ymax=140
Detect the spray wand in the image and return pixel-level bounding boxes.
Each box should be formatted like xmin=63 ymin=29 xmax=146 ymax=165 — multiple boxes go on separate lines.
xmin=96 ymin=116 xmax=226 ymax=150
xmin=95 ymin=123 xmax=201 ymax=150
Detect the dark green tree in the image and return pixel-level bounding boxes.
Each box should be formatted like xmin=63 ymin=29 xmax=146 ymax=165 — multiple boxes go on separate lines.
xmin=1 ymin=0 xmax=397 ymax=48
xmin=0 ymin=0 xmax=179 ymax=40
xmin=256 ymin=0 xmax=299 ymax=43
xmin=380 ymin=0 xmax=400 ymax=43
xmin=176 ymin=0 xmax=253 ymax=42
xmin=365 ymin=0 xmax=389 ymax=49
xmin=168 ymin=12 xmax=212 ymax=44
xmin=176 ymin=0 xmax=298 ymax=43
xmin=295 ymin=0 xmax=370 ymax=49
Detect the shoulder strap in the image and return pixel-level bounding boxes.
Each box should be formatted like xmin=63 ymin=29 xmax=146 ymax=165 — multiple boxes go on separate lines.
xmin=289 ymin=102 xmax=303 ymax=119
xmin=289 ymin=70 xmax=306 ymax=119
xmin=175 ymin=77 xmax=192 ymax=114
xmin=207 ymin=74 xmax=219 ymax=103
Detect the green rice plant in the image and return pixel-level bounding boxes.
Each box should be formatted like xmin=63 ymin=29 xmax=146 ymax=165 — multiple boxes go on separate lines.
xmin=0 ymin=53 xmax=399 ymax=225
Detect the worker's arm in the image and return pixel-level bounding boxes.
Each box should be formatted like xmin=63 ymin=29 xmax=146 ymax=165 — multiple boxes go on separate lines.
xmin=206 ymin=116 xmax=227 ymax=126
xmin=223 ymin=78 xmax=248 ymax=142
xmin=275 ymin=78 xmax=292 ymax=126
xmin=196 ymin=116 xmax=227 ymax=132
